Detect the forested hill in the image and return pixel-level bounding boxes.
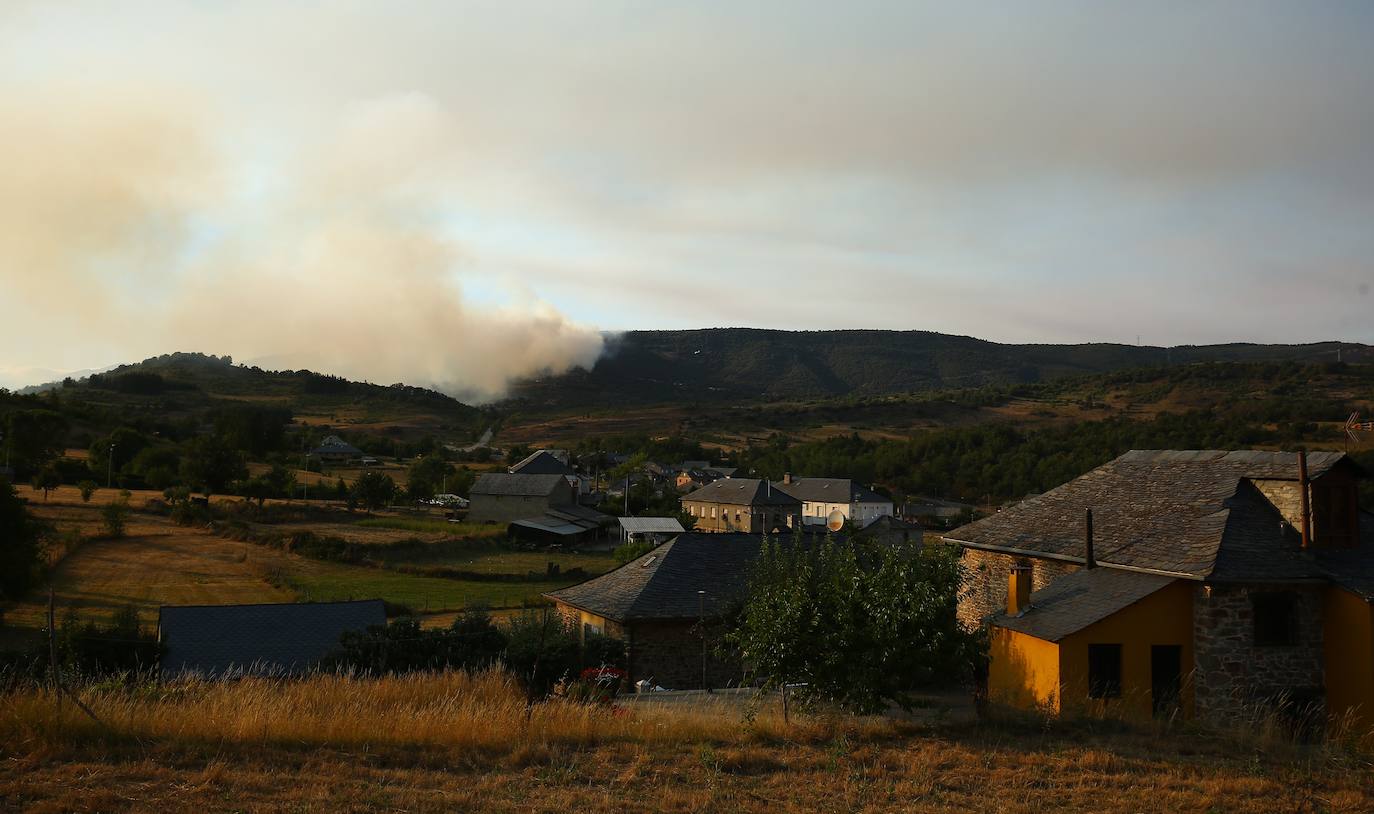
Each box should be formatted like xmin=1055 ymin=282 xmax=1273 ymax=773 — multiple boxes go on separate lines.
xmin=504 ymin=328 xmax=1371 ymax=409
xmin=7 ymin=352 xmax=485 ymax=441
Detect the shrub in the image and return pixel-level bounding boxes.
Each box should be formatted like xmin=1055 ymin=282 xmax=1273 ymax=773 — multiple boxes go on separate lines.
xmin=101 ymin=497 xmax=131 ymax=538
xmin=77 ymin=480 xmax=98 ymax=502
xmin=613 ymin=541 xmax=655 ymax=565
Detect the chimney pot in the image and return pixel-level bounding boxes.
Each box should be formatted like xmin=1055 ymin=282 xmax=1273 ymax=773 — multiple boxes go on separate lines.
xmin=1298 ymin=451 xmax=1312 ymax=549
xmin=784 ymin=472 xmax=793 ymax=484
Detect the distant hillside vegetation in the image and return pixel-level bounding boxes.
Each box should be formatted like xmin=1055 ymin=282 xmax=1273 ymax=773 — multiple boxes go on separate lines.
xmin=504 ymin=328 xmax=1370 ymax=409
xmin=15 ymin=352 xmax=486 ymax=440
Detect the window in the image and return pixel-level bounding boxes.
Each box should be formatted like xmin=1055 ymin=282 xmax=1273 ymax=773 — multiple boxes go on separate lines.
xmin=710 ymin=506 xmax=717 ymax=519
xmin=1253 ymin=592 xmax=1298 ymax=646
xmin=1088 ymin=644 xmax=1122 ymax=699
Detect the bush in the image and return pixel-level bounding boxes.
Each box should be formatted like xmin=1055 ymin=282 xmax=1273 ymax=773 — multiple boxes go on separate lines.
xmin=0 ymin=477 xmax=48 ymax=600
xmin=77 ymin=480 xmax=98 ymax=503
xmin=101 ymin=497 xmax=131 ymax=538
xmin=613 ymin=541 xmax=655 ymax=565
xmin=324 ymin=611 xmax=507 ymax=675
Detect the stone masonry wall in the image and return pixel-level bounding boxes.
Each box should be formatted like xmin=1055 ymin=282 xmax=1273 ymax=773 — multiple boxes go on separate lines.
xmin=1192 ymin=583 xmax=1325 ymax=721
xmin=627 ymin=621 xmax=740 ymax=690
xmin=958 ymin=548 xmax=1081 ymax=629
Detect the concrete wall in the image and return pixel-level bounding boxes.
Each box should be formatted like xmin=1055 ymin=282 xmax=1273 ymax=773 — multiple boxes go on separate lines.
xmin=1193 ymin=583 xmax=1325 ymax=721
xmin=1323 ymin=586 xmax=1374 ymax=740
xmin=1057 ymin=580 xmax=1195 ymax=720
xmin=468 ymin=480 xmax=575 ymax=524
xmin=958 ymin=548 xmax=1081 ymax=629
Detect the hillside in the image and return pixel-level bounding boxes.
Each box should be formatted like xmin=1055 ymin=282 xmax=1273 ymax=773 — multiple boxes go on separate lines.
xmin=503 ymin=328 xmax=1371 ymax=411
xmin=14 ymin=352 xmax=487 ymax=442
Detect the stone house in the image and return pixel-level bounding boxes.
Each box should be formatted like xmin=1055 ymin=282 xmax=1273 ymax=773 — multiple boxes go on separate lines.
xmin=468 ymin=473 xmax=576 ymax=524
xmin=681 ymin=478 xmax=801 ymax=533
xmin=309 ymin=435 xmax=363 ymax=467
xmin=773 ymin=474 xmax=894 ymax=527
xmin=945 ymin=449 xmax=1374 ymax=732
xmin=509 ymin=449 xmax=589 ymax=495
xmin=545 ymin=533 xmax=766 ymax=689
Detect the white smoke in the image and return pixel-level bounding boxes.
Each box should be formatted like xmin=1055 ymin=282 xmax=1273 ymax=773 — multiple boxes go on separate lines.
xmin=0 ymin=85 xmax=604 ymax=401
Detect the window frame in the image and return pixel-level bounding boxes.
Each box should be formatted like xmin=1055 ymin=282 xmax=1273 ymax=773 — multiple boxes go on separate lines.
xmin=1252 ymin=591 xmax=1299 ymax=647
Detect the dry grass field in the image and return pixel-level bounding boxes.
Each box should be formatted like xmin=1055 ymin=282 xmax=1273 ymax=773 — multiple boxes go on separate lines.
xmin=1 ymin=671 xmax=1371 ymax=813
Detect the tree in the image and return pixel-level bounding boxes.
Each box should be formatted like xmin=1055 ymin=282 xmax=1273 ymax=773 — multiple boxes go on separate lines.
xmin=88 ymin=427 xmax=152 ymax=483
xmin=4 ymin=409 xmax=69 ymax=478
xmin=101 ymin=495 xmax=131 ymax=538
xmin=180 ymin=436 xmax=248 ymax=497
xmin=729 ymin=537 xmax=984 ymax=714
xmin=406 ymin=455 xmax=455 ymax=501
xmin=613 ymin=540 xmax=655 ymax=565
xmin=30 ymin=465 xmax=61 ymax=501
xmin=77 ymin=480 xmax=98 ymax=503
xmin=0 ymin=477 xmax=48 ymax=600
xmin=351 ymin=471 xmax=396 ymax=513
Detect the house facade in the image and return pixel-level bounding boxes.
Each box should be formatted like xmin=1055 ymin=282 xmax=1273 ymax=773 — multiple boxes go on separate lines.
xmin=546 ymin=533 xmax=764 ymax=689
xmin=773 ymin=474 xmax=894 ymax=527
xmin=468 ymin=473 xmax=576 ymax=524
xmin=946 ymin=449 xmax=1374 ymax=733
xmin=681 ymin=478 xmax=801 ymax=533
xmin=309 ymin=435 xmax=363 ymax=467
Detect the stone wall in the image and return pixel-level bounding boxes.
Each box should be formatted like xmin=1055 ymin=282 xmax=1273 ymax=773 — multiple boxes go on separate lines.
xmin=958 ymin=548 xmax=1081 ymax=629
xmin=626 ymin=620 xmax=741 ymax=690
xmin=1192 ymin=583 xmax=1325 ymax=721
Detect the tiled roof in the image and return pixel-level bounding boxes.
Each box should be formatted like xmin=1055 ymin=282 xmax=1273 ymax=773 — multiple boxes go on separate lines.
xmin=158 ymin=600 xmax=385 ymax=678
xmin=547 ymin=533 xmax=765 ymax=622
xmin=471 ymin=472 xmax=568 ymax=497
xmin=774 ymin=477 xmax=888 ymax=505
xmin=992 ymin=568 xmax=1177 ymax=642
xmin=681 ymin=478 xmax=801 ymax=507
xmin=945 ymin=449 xmax=1351 ymax=581
xmin=510 ymin=450 xmax=573 ymax=476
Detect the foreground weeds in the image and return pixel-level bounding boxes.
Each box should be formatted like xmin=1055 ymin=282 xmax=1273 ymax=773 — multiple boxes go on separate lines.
xmin=2 ymin=671 xmax=1372 ymax=813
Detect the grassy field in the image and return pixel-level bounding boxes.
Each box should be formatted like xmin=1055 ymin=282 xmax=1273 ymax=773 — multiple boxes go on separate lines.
xmin=271 ymin=560 xmax=569 ymax=611
xmin=354 ymin=516 xmax=505 ymax=538
xmin=1 ymin=671 xmax=1370 ymax=813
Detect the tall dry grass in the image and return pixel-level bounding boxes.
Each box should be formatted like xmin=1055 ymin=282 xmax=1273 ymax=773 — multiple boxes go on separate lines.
xmin=0 ymin=669 xmax=884 ymax=759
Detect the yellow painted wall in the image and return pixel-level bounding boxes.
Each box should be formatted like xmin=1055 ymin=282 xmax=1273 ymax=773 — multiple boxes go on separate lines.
xmin=1323 ymin=587 xmax=1374 ymax=740
xmin=988 ymin=627 xmax=1061 ymax=713
xmin=1057 ymin=581 xmax=1194 ymax=721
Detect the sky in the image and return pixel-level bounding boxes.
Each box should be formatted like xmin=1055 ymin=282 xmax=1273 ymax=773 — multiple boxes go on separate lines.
xmin=2 ymin=2 xmax=1373 ymax=398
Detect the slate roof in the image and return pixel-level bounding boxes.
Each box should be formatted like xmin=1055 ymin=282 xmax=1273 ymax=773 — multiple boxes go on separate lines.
xmin=681 ymin=478 xmax=801 ymax=507
xmin=1312 ymin=511 xmax=1374 ymax=600
xmin=992 ymin=569 xmax=1177 ymax=642
xmin=471 ymin=472 xmax=569 ymax=497
xmin=546 ymin=534 xmax=764 ymax=621
xmin=311 ymin=435 xmax=362 ymax=456
xmin=510 ymin=450 xmax=573 ymax=476
xmin=158 ymin=600 xmax=385 ymax=678
xmin=774 ymin=477 xmax=889 ymax=505
xmin=945 ymin=449 xmax=1352 ymax=582
xmin=619 ymin=517 xmax=686 ymax=534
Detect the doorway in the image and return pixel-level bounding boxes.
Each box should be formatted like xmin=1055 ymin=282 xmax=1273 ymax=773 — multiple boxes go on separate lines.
xmin=1151 ymin=645 xmax=1183 ymax=717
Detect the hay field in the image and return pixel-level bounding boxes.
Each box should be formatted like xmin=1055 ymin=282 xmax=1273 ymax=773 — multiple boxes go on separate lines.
xmin=1 ymin=671 xmax=1370 ymax=813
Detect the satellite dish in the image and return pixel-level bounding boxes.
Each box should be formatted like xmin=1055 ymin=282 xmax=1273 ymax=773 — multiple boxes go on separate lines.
xmin=826 ymin=510 xmax=846 ymax=533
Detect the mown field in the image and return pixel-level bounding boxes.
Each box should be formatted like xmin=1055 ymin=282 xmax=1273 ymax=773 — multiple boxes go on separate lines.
xmin=1 ymin=490 xmax=617 ymax=632
xmin=1 ymin=671 xmax=1370 ymax=813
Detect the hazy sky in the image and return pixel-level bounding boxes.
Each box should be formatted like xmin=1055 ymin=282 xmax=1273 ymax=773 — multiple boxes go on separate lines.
xmin=3 ymin=2 xmax=1373 ymax=397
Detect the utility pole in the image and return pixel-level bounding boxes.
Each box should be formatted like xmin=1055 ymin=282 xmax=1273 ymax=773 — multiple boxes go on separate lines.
xmin=47 ymin=587 xmax=60 ymax=714
xmin=106 ymin=444 xmax=115 ymax=489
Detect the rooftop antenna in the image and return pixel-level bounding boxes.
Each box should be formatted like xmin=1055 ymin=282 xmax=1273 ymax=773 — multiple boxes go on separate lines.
xmin=1345 ymin=412 xmax=1374 ymax=451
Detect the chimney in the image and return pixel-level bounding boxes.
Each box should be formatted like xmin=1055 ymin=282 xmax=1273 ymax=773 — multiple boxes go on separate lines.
xmin=783 ymin=472 xmax=793 ymax=485
xmin=1085 ymin=508 xmax=1096 ymax=568
xmin=1298 ymin=451 xmax=1312 ymax=549
xmin=1007 ymin=563 xmax=1032 ymax=616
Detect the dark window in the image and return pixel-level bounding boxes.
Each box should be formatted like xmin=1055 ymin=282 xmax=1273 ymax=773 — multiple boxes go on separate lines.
xmin=1088 ymin=644 xmax=1122 ymax=699
xmin=1253 ymin=592 xmax=1298 ymax=646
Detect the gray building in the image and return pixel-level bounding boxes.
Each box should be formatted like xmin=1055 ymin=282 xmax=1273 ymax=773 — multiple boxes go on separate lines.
xmin=158 ymin=599 xmax=385 ymax=679
xmin=468 ymin=472 xmax=576 ymax=524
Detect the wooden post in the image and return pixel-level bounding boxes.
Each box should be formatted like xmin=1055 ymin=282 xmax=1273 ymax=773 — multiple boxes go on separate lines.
xmin=781 ymin=681 xmax=790 ymax=724
xmin=1298 ymin=451 xmax=1312 ymax=549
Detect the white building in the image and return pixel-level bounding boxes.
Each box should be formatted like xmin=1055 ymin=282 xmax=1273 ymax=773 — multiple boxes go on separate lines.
xmin=773 ymin=475 xmax=894 ymax=527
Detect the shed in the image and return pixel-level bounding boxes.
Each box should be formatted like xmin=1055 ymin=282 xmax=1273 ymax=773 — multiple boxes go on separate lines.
xmin=158 ymin=599 xmax=385 ymax=679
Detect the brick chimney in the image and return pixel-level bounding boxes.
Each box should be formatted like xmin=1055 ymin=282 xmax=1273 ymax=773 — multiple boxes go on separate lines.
xmin=783 ymin=472 xmax=794 ymax=485
xmin=1007 ymin=564 xmax=1032 ymax=616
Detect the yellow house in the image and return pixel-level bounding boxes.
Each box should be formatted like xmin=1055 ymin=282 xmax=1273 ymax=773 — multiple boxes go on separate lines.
xmin=949 ymin=449 xmax=1374 ymax=735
